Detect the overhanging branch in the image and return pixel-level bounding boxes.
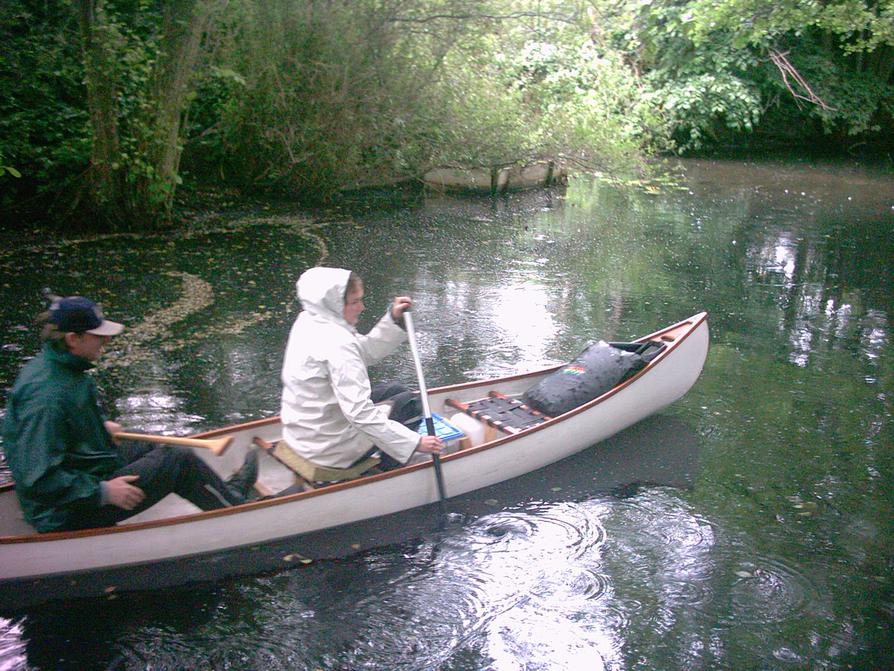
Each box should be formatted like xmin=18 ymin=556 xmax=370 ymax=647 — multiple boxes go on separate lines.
xmin=385 ymin=10 xmax=578 ymax=25
xmin=769 ymin=48 xmax=836 ymax=112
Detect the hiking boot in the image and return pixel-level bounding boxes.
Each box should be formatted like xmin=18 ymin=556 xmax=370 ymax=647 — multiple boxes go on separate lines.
xmin=226 ymin=448 xmax=259 ymax=502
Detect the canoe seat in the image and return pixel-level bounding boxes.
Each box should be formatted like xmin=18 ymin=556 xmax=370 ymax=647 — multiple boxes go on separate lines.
xmin=445 ymin=391 xmax=550 ymax=435
xmin=252 ymin=437 xmax=380 ymax=489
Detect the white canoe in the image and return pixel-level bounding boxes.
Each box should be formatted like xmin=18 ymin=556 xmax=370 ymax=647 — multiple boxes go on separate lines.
xmin=423 ymin=160 xmax=567 ymax=193
xmin=0 ymin=312 xmax=708 ymax=608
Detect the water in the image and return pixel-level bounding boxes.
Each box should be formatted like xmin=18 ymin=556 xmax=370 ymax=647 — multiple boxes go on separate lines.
xmin=0 ymin=158 xmax=892 ymax=669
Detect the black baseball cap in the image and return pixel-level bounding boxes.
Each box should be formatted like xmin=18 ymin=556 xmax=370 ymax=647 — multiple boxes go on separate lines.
xmin=49 ymin=296 xmax=124 ymax=336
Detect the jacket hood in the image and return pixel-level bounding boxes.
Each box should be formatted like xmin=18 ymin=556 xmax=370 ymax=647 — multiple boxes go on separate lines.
xmin=296 ymin=267 xmax=353 ymax=327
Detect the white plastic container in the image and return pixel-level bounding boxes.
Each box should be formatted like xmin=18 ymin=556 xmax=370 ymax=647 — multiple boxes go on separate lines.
xmin=448 ymin=412 xmax=486 ymax=447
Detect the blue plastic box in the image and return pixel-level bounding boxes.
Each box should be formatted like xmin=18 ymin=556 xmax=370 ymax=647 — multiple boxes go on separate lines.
xmin=416 ymin=413 xmax=465 ymax=443
xmin=408 ymin=412 xmax=466 ymax=464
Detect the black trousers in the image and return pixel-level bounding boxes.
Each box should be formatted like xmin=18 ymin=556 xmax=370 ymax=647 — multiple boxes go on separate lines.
xmin=65 ymin=442 xmax=240 ymax=530
xmin=367 ymin=382 xmax=423 ymax=470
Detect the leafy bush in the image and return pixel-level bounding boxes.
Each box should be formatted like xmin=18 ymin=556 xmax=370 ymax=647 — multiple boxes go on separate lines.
xmin=0 ymin=0 xmax=90 ymax=221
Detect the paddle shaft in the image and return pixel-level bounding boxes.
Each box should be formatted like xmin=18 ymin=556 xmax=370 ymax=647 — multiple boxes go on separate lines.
xmin=113 ymin=432 xmax=233 ymax=456
xmin=403 ymin=311 xmax=448 ymax=508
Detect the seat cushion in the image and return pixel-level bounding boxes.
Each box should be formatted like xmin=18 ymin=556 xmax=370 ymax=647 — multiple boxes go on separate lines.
xmin=271 ymin=443 xmax=381 ymax=482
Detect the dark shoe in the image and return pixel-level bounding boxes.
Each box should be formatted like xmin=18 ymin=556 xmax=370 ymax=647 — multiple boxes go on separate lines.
xmin=226 ymin=449 xmax=259 ymax=502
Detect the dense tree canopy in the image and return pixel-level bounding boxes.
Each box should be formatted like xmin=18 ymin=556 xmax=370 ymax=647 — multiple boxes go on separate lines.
xmin=1 ymin=0 xmax=891 ymax=230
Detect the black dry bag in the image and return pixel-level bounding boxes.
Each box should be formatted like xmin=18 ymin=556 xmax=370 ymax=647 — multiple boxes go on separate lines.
xmin=521 ymin=340 xmax=665 ymax=417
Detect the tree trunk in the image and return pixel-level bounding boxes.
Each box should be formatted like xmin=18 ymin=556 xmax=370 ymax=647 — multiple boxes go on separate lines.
xmin=77 ymin=0 xmax=129 ymax=225
xmin=76 ymin=0 xmax=224 ymax=230
xmin=147 ymin=0 xmax=226 ymax=220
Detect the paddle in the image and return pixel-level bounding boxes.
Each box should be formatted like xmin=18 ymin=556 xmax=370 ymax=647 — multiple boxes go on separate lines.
xmin=403 ymin=310 xmax=448 ymax=515
xmin=113 ymin=432 xmax=233 ymax=456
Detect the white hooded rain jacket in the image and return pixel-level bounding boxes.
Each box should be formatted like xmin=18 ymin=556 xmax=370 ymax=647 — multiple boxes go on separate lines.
xmin=280 ymin=267 xmax=420 ymax=468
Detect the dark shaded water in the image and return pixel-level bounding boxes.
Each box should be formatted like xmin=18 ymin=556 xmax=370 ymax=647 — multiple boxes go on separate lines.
xmin=0 ymin=158 xmax=892 ymax=670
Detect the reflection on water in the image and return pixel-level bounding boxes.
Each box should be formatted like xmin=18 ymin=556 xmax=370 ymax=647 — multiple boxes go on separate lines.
xmin=449 ymin=504 xmax=615 ymax=670
xmin=0 ymin=158 xmax=892 ymax=669
xmin=0 ymin=619 xmax=25 ymax=670
xmin=468 ymin=280 xmax=565 ymax=377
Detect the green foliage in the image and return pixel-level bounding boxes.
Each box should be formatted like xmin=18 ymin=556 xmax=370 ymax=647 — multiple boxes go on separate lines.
xmin=2 ymin=0 xmax=891 ymax=227
xmin=183 ymin=0 xmax=668 ymax=198
xmin=750 ymin=28 xmax=894 ymax=141
xmin=431 ymin=13 xmax=670 ymax=172
xmin=0 ymin=148 xmax=22 ymax=178
xmin=678 ymin=0 xmax=893 ymax=146
xmin=509 ymin=39 xmax=672 ymax=166
xmin=685 ymin=0 xmax=894 ymax=54
xmin=587 ymin=0 xmax=893 ymax=151
xmin=0 ymin=0 xmax=215 ymax=228
xmin=588 ymin=0 xmax=767 ymax=150
xmin=78 ymin=0 xmax=215 ymax=228
xmin=186 ymin=0 xmax=384 ymax=196
xmin=91 ymin=4 xmax=166 ymax=201
xmin=0 ymin=0 xmax=91 ymax=219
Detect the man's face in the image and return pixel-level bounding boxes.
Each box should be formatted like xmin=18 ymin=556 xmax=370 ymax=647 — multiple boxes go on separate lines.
xmin=343 ymin=281 xmax=365 ymax=326
xmin=66 ymin=332 xmax=110 ymax=361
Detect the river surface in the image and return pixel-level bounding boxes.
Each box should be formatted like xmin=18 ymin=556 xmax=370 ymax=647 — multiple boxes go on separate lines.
xmin=0 ymin=158 xmax=891 ymax=670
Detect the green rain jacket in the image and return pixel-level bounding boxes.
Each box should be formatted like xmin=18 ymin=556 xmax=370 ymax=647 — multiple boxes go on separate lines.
xmin=2 ymin=344 xmax=124 ymax=532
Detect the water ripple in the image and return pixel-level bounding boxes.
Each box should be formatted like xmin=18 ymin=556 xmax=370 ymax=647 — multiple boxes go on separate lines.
xmin=458 ymin=502 xmax=606 ymax=561
xmin=607 ymin=489 xmax=818 ymax=638
xmin=727 ymin=556 xmax=815 ymax=625
xmin=529 ymin=565 xmax=611 ymax=604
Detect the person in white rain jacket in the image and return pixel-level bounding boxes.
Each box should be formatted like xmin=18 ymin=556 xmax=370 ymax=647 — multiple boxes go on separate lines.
xmin=280 ymin=267 xmax=442 ymax=470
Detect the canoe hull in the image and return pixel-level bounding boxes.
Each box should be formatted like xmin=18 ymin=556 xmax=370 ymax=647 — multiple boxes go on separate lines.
xmin=423 ymin=161 xmax=568 ymax=194
xmin=0 ymin=313 xmax=708 ymax=609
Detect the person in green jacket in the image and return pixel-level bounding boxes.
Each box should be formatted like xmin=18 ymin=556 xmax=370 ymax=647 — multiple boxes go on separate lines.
xmin=2 ymin=296 xmax=258 ymax=532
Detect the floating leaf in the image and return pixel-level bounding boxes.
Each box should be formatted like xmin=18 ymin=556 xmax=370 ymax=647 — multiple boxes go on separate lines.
xmin=283 ymin=552 xmax=312 ymax=564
